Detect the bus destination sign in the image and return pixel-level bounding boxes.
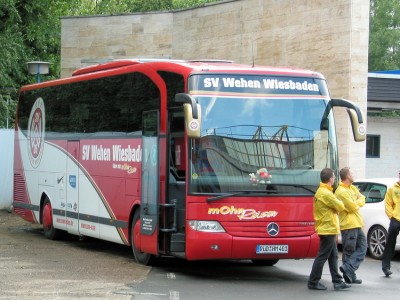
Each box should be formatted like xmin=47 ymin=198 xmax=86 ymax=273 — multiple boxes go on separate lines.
xmin=190 ymin=75 xmax=329 ymax=97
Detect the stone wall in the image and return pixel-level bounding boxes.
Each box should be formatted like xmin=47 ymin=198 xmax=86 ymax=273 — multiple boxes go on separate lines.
xmin=61 ymin=11 xmax=173 ymax=75
xmin=61 ymin=0 xmax=370 ymax=177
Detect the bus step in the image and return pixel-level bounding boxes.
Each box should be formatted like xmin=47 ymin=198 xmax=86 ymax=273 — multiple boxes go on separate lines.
xmin=170 ymin=233 xmax=185 ymax=252
xmin=160 ymin=200 xmax=177 ymax=232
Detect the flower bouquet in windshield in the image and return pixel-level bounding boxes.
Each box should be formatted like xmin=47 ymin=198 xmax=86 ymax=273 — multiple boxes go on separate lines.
xmin=249 ymin=168 xmax=272 ymax=185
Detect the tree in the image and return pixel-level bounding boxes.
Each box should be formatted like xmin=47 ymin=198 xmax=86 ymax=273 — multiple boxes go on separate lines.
xmin=0 ymin=0 xmax=69 ymax=128
xmin=0 ymin=0 xmax=218 ymax=129
xmin=0 ymin=1 xmax=27 ymax=128
xmin=369 ymin=0 xmax=400 ymax=71
xmin=0 ymin=92 xmax=17 ymax=129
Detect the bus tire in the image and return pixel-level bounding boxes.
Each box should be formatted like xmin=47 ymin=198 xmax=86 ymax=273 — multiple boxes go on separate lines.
xmin=131 ymin=209 xmax=153 ymax=265
xmin=251 ymin=259 xmax=279 ymax=266
xmin=42 ymin=197 xmax=64 ymax=240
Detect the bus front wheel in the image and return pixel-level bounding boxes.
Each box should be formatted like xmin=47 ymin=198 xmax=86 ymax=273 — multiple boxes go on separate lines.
xmin=131 ymin=209 xmax=153 ymax=265
xmin=42 ymin=198 xmax=64 ymax=240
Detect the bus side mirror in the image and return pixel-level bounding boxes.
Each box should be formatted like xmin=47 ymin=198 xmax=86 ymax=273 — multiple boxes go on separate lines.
xmin=175 ymin=93 xmax=202 ymax=138
xmin=346 ymin=108 xmax=366 ymax=142
xmin=321 ymin=98 xmax=366 ymax=142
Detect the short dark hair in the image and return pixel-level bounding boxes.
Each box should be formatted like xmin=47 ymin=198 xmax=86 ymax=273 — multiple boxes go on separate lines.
xmin=320 ymin=168 xmax=334 ymax=183
xmin=339 ymin=167 xmax=351 ymax=181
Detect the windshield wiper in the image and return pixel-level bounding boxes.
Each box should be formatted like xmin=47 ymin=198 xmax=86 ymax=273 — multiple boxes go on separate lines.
xmin=206 ymin=190 xmax=277 ymax=203
xmin=266 ymin=183 xmax=316 ymax=194
xmin=206 ymin=184 xmax=315 ymax=202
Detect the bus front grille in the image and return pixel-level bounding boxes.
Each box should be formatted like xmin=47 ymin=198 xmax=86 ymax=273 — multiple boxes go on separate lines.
xmin=222 ymin=221 xmax=315 ymax=238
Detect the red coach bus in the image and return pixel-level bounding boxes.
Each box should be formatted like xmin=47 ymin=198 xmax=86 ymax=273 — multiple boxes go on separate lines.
xmin=13 ymin=59 xmax=366 ymax=265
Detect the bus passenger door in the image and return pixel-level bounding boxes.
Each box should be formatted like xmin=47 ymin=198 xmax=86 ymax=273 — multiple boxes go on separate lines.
xmin=140 ymin=110 xmax=159 ymax=255
xmin=66 ymin=141 xmax=80 ymax=235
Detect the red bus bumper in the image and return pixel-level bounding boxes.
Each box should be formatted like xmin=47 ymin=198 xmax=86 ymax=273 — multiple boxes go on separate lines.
xmin=185 ymin=230 xmax=319 ymax=261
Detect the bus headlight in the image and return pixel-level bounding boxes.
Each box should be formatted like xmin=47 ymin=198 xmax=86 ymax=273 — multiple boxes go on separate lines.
xmin=188 ymin=220 xmax=226 ymax=233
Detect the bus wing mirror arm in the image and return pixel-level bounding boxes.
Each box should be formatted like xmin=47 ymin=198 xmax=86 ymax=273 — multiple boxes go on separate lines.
xmin=175 ymin=93 xmax=201 ymax=138
xmin=331 ymin=98 xmax=363 ymax=124
xmin=320 ymin=101 xmax=333 ymax=130
xmin=321 ymin=98 xmax=366 ymax=142
xmin=175 ymin=93 xmax=198 ymax=119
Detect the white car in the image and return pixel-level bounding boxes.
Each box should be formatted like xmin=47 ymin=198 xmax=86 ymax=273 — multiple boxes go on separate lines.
xmin=350 ymin=178 xmax=400 ymax=260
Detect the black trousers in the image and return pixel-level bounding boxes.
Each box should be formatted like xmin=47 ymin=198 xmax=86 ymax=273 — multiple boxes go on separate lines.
xmin=308 ymin=235 xmax=342 ymax=285
xmin=382 ymin=217 xmax=400 ymax=270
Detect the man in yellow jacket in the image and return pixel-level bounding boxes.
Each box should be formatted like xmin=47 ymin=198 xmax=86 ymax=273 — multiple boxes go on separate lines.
xmin=308 ymin=168 xmax=350 ymax=291
xmin=335 ymin=167 xmax=366 ymax=284
xmin=381 ymin=174 xmax=400 ymax=277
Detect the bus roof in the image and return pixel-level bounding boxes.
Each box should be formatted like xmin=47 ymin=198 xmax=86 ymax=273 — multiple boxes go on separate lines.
xmin=72 ymin=58 xmax=324 ymax=78
xmin=21 ymin=58 xmax=325 ymax=91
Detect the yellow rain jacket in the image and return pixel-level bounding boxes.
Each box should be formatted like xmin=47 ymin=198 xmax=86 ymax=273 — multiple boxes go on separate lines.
xmin=385 ymin=182 xmax=400 ymax=222
xmin=335 ymin=182 xmax=365 ymax=230
xmin=314 ymin=183 xmax=345 ymax=235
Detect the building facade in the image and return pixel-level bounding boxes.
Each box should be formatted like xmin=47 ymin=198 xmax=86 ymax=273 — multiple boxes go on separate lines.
xmin=61 ymin=0 xmax=370 ymax=177
xmin=366 ymin=72 xmax=400 ymax=178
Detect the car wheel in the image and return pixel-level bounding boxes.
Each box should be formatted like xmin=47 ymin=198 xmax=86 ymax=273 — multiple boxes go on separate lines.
xmin=367 ymin=225 xmax=387 ymax=260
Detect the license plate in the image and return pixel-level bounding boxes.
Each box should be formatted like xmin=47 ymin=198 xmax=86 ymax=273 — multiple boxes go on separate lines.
xmin=256 ymin=244 xmax=289 ymax=254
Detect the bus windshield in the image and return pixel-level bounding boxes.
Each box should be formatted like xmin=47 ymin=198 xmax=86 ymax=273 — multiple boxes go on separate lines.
xmin=188 ymin=75 xmax=337 ymax=196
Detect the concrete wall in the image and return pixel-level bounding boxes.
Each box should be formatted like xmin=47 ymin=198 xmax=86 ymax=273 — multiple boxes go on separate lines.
xmin=61 ymin=0 xmax=370 ymax=177
xmin=366 ymin=117 xmax=400 ymax=178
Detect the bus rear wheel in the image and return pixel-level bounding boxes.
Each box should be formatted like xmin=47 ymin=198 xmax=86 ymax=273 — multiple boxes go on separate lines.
xmin=131 ymin=209 xmax=153 ymax=265
xmin=42 ymin=198 xmax=64 ymax=240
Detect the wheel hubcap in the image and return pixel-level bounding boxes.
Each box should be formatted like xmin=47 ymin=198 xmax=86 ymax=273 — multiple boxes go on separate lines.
xmin=43 ymin=203 xmax=53 ymax=230
xmin=133 ymin=220 xmax=141 ymax=251
xmin=370 ymin=228 xmax=386 ymax=257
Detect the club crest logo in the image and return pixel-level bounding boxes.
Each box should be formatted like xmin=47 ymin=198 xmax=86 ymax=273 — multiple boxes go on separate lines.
xmin=27 ymin=97 xmax=45 ymax=168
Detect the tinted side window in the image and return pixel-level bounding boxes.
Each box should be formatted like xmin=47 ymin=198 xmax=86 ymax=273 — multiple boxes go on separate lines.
xmin=157 ymin=71 xmax=185 ymax=108
xmin=18 ymin=92 xmax=37 ymax=134
xmin=18 ymin=73 xmax=160 ymax=138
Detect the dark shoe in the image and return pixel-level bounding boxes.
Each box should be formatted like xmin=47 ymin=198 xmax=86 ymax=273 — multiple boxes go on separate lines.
xmin=308 ymin=282 xmax=327 ymax=290
xmin=334 ymin=281 xmax=351 ymax=290
xmin=339 ymin=266 xmax=352 ymax=284
xmin=383 ymin=268 xmax=392 ymax=277
xmin=351 ymin=277 xmax=362 ymax=284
